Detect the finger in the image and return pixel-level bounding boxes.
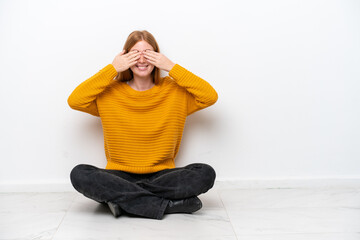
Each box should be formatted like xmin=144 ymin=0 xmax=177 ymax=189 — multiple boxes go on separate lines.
xmin=144 ymin=53 xmax=159 ymax=62
xmin=145 ymin=58 xmax=156 ymax=65
xmin=125 ymin=51 xmax=140 ymax=59
xmin=144 ymin=55 xmax=156 ymax=63
xmin=144 ymin=50 xmax=158 ymax=57
xmin=129 ymin=49 xmax=139 ymax=54
xmin=125 ymin=50 xmax=138 ymax=56
xmin=128 ymin=50 xmax=141 ymax=56
xmin=129 ymin=53 xmax=141 ymax=61
xmin=128 ymin=59 xmax=139 ymax=67
xmin=144 ymin=51 xmax=156 ymax=58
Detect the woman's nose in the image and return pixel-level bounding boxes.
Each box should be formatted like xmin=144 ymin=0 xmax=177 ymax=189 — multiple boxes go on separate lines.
xmin=138 ymin=52 xmax=146 ymax=63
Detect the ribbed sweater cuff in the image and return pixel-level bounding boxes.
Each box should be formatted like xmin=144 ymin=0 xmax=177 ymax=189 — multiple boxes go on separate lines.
xmin=102 ymin=64 xmax=118 ymax=81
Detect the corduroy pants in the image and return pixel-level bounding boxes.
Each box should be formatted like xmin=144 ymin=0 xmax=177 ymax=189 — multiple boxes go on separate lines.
xmin=70 ymin=163 xmax=216 ymax=220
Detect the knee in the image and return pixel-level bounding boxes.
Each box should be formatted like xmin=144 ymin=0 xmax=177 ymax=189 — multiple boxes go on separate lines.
xmin=201 ymin=164 xmax=216 ymax=189
xmin=186 ymin=163 xmax=216 ymax=190
xmin=70 ymin=164 xmax=97 ymax=189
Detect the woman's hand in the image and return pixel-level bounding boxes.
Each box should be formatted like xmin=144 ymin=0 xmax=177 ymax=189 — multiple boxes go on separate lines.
xmin=143 ymin=50 xmax=176 ymax=72
xmin=111 ymin=50 xmax=141 ymax=73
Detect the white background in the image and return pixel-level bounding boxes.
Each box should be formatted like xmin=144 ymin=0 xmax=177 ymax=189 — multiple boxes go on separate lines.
xmin=0 ymin=0 xmax=359 ymax=189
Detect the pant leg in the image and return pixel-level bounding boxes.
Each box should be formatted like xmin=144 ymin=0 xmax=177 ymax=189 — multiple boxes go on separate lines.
xmin=70 ymin=164 xmax=168 ymax=220
xmin=137 ymin=163 xmax=216 ymax=200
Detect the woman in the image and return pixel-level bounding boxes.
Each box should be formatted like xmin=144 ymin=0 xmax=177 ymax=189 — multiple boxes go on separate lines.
xmin=68 ymin=30 xmax=218 ymax=220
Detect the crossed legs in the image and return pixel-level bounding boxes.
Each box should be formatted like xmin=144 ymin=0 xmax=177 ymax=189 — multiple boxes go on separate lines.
xmin=70 ymin=163 xmax=216 ymax=219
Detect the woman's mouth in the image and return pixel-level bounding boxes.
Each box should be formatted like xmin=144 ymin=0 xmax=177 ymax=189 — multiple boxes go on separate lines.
xmin=136 ymin=64 xmax=149 ymax=71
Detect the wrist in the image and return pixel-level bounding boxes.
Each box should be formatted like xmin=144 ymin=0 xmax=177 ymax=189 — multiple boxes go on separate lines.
xmin=166 ymin=62 xmax=176 ymax=72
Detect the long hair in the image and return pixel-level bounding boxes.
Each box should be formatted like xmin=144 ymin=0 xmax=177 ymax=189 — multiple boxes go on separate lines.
xmin=114 ymin=30 xmax=161 ymax=84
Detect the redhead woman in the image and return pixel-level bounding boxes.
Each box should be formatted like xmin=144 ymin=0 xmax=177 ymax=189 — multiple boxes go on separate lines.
xmin=68 ymin=30 xmax=218 ymax=220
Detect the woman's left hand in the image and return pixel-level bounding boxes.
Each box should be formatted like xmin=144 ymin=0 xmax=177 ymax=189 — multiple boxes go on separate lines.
xmin=143 ymin=50 xmax=176 ymax=72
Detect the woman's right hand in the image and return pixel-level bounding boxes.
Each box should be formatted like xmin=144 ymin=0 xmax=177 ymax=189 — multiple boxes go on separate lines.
xmin=111 ymin=50 xmax=140 ymax=73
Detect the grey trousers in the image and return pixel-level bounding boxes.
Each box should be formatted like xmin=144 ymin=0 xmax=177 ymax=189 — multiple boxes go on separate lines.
xmin=70 ymin=163 xmax=216 ymax=219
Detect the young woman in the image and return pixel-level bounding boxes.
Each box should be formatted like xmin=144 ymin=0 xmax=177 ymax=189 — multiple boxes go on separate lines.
xmin=68 ymin=30 xmax=218 ymax=220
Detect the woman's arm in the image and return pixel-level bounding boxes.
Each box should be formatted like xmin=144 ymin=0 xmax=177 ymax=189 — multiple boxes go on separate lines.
xmin=68 ymin=50 xmax=140 ymax=116
xmin=67 ymin=64 xmax=118 ymax=116
xmin=169 ymin=64 xmax=218 ymax=115
xmin=144 ymin=50 xmax=218 ymax=115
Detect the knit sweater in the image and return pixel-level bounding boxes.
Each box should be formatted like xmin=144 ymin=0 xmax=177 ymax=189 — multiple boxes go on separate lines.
xmin=68 ymin=63 xmax=218 ymax=174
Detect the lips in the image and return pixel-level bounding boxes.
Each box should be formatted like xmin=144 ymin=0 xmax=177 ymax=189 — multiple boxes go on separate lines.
xmin=136 ymin=64 xmax=149 ymax=71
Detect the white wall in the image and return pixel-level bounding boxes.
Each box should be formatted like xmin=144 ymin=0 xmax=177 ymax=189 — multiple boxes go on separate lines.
xmin=0 ymin=0 xmax=359 ymax=191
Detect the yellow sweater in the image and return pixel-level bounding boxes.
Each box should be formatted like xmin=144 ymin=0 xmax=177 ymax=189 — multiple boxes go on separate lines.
xmin=68 ymin=63 xmax=218 ymax=174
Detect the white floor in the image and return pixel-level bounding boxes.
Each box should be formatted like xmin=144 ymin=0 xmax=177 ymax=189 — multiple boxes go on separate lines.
xmin=1 ymin=184 xmax=360 ymax=240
